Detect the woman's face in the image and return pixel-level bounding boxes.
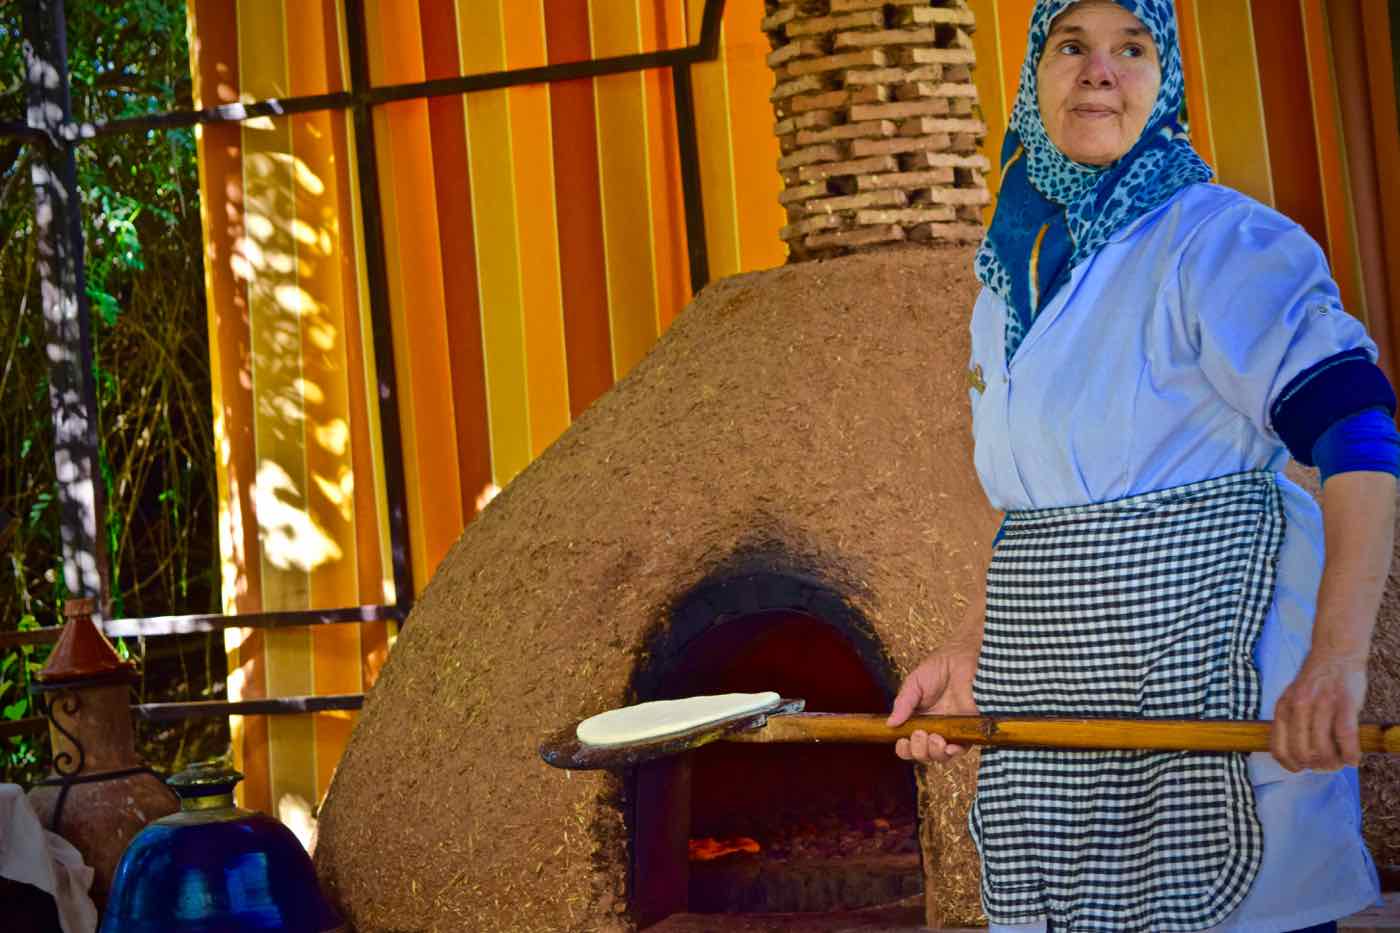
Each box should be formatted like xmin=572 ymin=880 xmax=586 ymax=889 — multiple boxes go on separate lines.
xmin=1036 ymin=0 xmax=1162 ymax=166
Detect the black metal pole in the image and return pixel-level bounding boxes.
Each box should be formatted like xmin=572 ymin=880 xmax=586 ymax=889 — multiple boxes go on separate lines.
xmin=21 ymin=0 xmax=108 ymax=613
xmin=342 ymin=0 xmax=415 ymax=613
xmin=672 ymin=63 xmax=710 ymax=293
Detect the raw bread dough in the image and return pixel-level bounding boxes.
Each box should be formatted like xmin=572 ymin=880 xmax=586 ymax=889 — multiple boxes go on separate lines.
xmin=576 ymin=692 xmax=781 ymax=746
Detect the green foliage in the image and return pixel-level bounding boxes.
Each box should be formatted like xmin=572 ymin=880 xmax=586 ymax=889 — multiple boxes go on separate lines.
xmin=1 ymin=0 xmax=228 ymax=784
xmin=0 ymin=617 xmax=51 ymax=786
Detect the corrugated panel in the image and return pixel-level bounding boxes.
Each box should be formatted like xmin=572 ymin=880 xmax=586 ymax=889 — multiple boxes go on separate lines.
xmin=366 ymin=0 xmax=463 ymax=579
xmin=238 ymin=0 xmax=318 ymax=821
xmin=688 ymin=0 xmax=741 ymax=280
xmin=287 ymin=0 xmax=363 ymax=801
xmin=547 ymin=3 xmax=615 ymax=417
xmin=725 ymin=0 xmax=786 ymax=274
xmin=1300 ymin=0 xmax=1365 ymax=319
xmin=506 ymin=2 xmax=572 ymax=457
xmin=193 ymin=0 xmax=1400 ymax=815
xmin=590 ymin=0 xmax=662 ymax=379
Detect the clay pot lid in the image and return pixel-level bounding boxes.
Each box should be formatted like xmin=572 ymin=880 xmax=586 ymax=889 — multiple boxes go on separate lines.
xmin=36 ymin=598 xmax=136 ymax=683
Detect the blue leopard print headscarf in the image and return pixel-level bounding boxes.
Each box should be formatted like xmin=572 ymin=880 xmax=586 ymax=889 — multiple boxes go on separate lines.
xmin=976 ymin=0 xmax=1213 ymax=360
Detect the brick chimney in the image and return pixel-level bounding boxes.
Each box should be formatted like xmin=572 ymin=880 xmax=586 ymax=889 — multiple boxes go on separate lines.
xmin=765 ymin=0 xmax=990 ymax=259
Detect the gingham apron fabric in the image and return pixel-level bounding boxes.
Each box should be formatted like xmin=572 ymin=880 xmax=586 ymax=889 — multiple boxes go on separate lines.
xmin=969 ymin=471 xmax=1285 ymax=932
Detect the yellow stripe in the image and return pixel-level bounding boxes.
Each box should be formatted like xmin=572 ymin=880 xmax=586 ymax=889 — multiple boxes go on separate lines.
xmin=688 ymin=7 xmax=741 ymax=277
xmin=969 ymin=0 xmax=1008 ymax=221
xmin=1028 ymin=222 xmax=1051 ymax=310
xmin=725 ymin=0 xmax=786 ymax=272
xmin=367 ymin=0 xmax=463 ymax=583
xmin=287 ymin=0 xmax=364 ymax=802
xmin=462 ymin=0 xmax=533 ymax=483
xmin=1192 ymin=0 xmax=1273 ymax=205
xmin=240 ymin=0 xmax=316 ymax=820
xmin=1299 ymin=0 xmax=1365 ymax=322
xmin=508 ymin=0 xmax=571 ymax=456
xmin=590 ymin=0 xmax=661 ymax=378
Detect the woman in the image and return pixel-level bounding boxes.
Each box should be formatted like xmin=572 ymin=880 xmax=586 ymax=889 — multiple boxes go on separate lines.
xmin=887 ymin=1 xmax=1399 ymax=930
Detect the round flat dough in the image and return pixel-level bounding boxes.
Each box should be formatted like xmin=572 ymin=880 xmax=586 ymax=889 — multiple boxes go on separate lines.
xmin=576 ymin=692 xmax=781 ymax=747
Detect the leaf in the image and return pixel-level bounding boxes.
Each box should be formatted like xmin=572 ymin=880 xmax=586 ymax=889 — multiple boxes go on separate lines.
xmin=2 ymin=700 xmax=27 ymax=721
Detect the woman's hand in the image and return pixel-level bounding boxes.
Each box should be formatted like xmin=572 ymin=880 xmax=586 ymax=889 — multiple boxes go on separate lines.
xmin=887 ymin=638 xmax=980 ymax=765
xmin=1271 ymin=470 xmax=1395 ymax=772
xmin=1271 ymin=649 xmax=1367 ymax=771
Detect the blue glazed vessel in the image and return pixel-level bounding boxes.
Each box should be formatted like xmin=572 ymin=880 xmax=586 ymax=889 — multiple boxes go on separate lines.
xmin=101 ymin=763 xmax=343 ymax=932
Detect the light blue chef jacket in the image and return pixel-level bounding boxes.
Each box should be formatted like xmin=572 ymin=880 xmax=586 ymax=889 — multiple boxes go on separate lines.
xmin=969 ymin=182 xmax=1382 ymax=932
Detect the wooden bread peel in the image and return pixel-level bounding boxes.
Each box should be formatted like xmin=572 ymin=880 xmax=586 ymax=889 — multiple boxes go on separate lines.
xmin=537 ymin=695 xmax=1400 ymax=771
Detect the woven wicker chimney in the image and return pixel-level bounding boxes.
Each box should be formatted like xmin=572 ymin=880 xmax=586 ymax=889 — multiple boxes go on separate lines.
xmin=766 ymin=0 xmax=990 ymax=259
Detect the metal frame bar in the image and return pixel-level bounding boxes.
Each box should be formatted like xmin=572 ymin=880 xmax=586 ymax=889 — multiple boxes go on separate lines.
xmin=135 ymin=693 xmax=364 ymax=721
xmin=343 ymin=0 xmax=413 ymax=605
xmin=4 ymin=0 xmax=727 ymax=722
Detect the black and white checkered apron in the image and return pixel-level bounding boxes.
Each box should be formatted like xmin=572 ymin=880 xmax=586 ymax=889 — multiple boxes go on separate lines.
xmin=969 ymin=471 xmax=1285 ymax=932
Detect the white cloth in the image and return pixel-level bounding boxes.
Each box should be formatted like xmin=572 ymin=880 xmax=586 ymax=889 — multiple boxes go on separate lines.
xmin=967 ymin=182 xmax=1382 ymax=931
xmin=0 ymin=784 xmax=97 ymax=933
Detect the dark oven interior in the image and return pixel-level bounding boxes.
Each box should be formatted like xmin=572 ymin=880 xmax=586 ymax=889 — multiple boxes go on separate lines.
xmin=627 ymin=574 xmax=922 ymax=928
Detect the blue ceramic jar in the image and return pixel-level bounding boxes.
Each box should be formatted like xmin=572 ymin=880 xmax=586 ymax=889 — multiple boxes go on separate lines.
xmin=101 ymin=763 xmax=343 ymax=932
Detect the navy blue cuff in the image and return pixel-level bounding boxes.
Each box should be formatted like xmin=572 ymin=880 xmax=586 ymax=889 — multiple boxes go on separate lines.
xmin=993 ymin=516 xmax=1007 ymax=547
xmin=1269 ymin=349 xmax=1397 ymax=466
xmin=1312 ymin=407 xmax=1400 ymax=484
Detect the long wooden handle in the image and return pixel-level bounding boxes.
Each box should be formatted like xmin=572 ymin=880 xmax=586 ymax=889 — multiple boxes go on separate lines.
xmin=726 ymin=713 xmax=1400 ymax=753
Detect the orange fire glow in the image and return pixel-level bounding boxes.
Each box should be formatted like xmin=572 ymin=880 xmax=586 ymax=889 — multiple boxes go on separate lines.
xmin=688 ymin=836 xmax=761 ymax=862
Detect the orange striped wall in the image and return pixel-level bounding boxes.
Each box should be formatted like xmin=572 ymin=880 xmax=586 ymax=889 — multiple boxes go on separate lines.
xmin=191 ymin=0 xmax=1400 ymax=816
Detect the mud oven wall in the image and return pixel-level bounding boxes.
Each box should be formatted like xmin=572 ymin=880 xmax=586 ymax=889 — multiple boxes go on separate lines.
xmin=313 ymin=246 xmax=999 ymax=932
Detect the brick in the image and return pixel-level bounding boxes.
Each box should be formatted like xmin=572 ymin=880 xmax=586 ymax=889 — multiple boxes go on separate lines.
xmin=797 ymin=119 xmax=896 ymax=146
xmin=777 ymin=142 xmax=846 ymax=170
xmin=787 ymin=48 xmax=888 ymax=76
xmin=906 ymin=47 xmax=976 ymax=65
xmin=895 ymin=81 xmax=979 ymax=101
xmin=950 ymin=132 xmax=981 ymax=151
xmin=957 ymin=203 xmax=985 ymax=222
xmin=805 ymin=223 xmax=905 ymax=250
xmin=923 ymin=185 xmax=991 ymax=206
xmin=856 ymin=168 xmax=956 ymax=190
xmin=943 ymin=64 xmax=973 ymax=82
xmin=912 ymin=221 xmax=986 ymax=242
xmin=770 ymin=74 xmax=831 ymax=101
xmin=845 ymin=67 xmax=907 ymax=86
xmin=851 ymin=85 xmax=891 ymax=104
xmin=857 ymin=207 xmax=961 ymax=225
xmin=797 ymin=153 xmax=900 ymax=181
xmin=778 ymin=181 xmax=831 ymax=205
xmin=831 ymin=0 xmax=929 ymax=10
xmin=773 ymin=109 xmax=838 ymax=136
xmin=805 ymin=188 xmax=908 ymax=214
xmin=901 ymin=150 xmax=990 ymax=170
xmin=778 ymin=133 xmax=800 ymax=154
xmin=780 ymin=213 xmax=843 ymax=241
xmin=852 ymin=99 xmax=959 ymax=121
xmin=786 ymin=10 xmax=884 ymax=37
xmin=762 ymin=7 xmax=797 ymax=32
xmin=790 ymin=89 xmax=851 ymax=113
xmin=766 ymin=38 xmax=825 ymax=68
xmin=900 ymin=6 xmax=977 ymax=27
xmin=852 ymin=134 xmax=953 ymax=157
xmin=835 ymin=27 xmax=937 ymax=49
xmin=888 ymin=116 xmax=987 ymax=135
xmin=905 ymin=64 xmax=946 ymax=82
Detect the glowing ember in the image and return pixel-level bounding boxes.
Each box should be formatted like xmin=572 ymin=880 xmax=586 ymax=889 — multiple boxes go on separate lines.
xmin=688 ymin=836 xmax=761 ymax=862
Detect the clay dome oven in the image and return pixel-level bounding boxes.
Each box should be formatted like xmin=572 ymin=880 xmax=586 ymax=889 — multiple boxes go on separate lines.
xmin=313 ymin=245 xmax=1001 ymax=932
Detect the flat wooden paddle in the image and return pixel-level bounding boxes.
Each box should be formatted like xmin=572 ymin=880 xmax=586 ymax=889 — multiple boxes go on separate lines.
xmin=538 ymin=698 xmax=1400 ymax=771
